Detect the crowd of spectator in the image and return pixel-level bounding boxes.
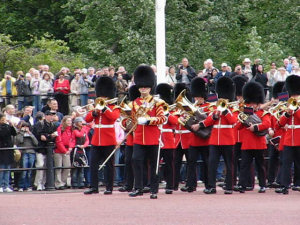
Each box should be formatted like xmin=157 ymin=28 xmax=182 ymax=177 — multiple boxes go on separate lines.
xmin=0 ymin=56 xmax=299 ymax=192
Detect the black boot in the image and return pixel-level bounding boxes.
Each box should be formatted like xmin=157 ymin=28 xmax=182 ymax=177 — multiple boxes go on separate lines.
xmin=129 ymin=189 xmax=144 ymax=197
xmin=203 ymin=188 xmax=216 ymax=194
xmin=150 ymin=193 xmax=158 ymax=199
xmin=84 ymin=188 xmax=99 ymax=195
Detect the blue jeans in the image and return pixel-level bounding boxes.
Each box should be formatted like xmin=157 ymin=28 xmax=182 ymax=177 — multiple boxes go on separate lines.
xmin=114 ymin=148 xmax=124 ymax=184
xmin=84 ymin=147 xmax=91 ymax=186
xmin=71 ymin=168 xmax=84 ymax=187
xmin=33 ymin=95 xmax=41 ymax=114
xmin=18 ymin=153 xmax=36 ymax=189
xmin=216 ymin=157 xmax=225 ymax=180
xmin=0 ymin=164 xmax=11 ymax=188
xmin=18 ymin=100 xmax=27 ymax=111
xmin=80 ymin=94 xmax=88 ymax=106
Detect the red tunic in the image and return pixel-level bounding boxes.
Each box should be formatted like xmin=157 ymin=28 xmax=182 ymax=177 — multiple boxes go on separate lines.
xmin=202 ymin=108 xmax=237 ymax=146
xmin=85 ymin=104 xmax=120 ymax=146
xmin=190 ymin=103 xmax=210 ymax=147
xmin=274 ymin=118 xmax=286 ymax=151
xmin=161 ymin=113 xmax=177 ymax=149
xmin=132 ymin=95 xmax=166 ymax=145
xmin=236 ymin=109 xmax=271 ymax=150
xmin=279 ymin=109 xmax=300 ymax=147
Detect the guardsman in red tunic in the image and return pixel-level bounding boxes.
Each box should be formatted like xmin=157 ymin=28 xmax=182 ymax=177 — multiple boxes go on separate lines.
xmin=232 ymin=76 xmax=252 ymax=190
xmin=128 ymin=65 xmax=166 ymax=199
xmin=236 ymin=82 xmax=271 ymax=193
xmin=119 ymin=85 xmax=140 ymax=193
xmin=173 ymin=83 xmax=192 ymax=191
xmin=155 ymin=83 xmax=177 ymax=194
xmin=183 ymin=77 xmax=210 ymax=193
xmin=84 ymin=76 xmax=120 ymax=195
xmin=276 ymin=75 xmax=300 ymax=194
xmin=267 ymin=81 xmax=285 ymax=188
xmin=200 ymin=76 xmax=237 ymax=194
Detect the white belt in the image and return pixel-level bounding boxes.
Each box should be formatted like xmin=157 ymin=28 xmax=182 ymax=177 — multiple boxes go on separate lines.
xmin=213 ymin=125 xmax=233 ymax=129
xmin=175 ymin=130 xmax=191 ymax=134
xmin=161 ymin=129 xmax=173 ymax=133
xmin=94 ymin=124 xmax=114 ymax=128
xmin=287 ymin=125 xmax=300 ymax=129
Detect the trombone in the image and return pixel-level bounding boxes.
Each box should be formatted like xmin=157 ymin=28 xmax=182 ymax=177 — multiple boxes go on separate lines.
xmin=94 ymin=97 xmax=118 ymax=111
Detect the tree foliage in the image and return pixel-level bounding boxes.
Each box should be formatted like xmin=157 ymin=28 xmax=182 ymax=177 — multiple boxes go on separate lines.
xmin=0 ymin=0 xmax=298 ymax=72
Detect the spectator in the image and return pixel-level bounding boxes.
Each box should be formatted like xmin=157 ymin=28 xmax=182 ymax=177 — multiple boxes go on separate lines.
xmin=21 ymin=106 xmax=35 ymax=127
xmin=79 ymin=72 xmax=93 ymax=106
xmin=70 ymin=73 xmax=81 ymax=109
xmin=176 ymin=58 xmax=196 ymax=87
xmin=87 ymin=67 xmax=95 ymax=81
xmin=4 ymin=104 xmax=20 ymax=126
xmin=25 ymin=73 xmax=33 ymax=106
xmin=214 ymin=63 xmax=231 ymax=83
xmin=48 ymin=99 xmax=64 ymax=122
xmin=207 ymin=68 xmax=218 ymax=93
xmin=230 ymin=64 xmax=249 ymax=81
xmin=252 ymin=58 xmax=262 ymax=77
xmin=202 ymin=59 xmax=217 ymax=77
xmin=33 ymin=110 xmax=58 ymax=191
xmin=114 ymin=119 xmax=125 ymax=186
xmin=115 ymin=73 xmax=128 ymax=101
xmin=54 ymin=72 xmax=70 ymax=115
xmin=293 ymin=66 xmax=300 ymax=76
xmin=39 ymin=72 xmax=54 ymax=107
xmin=1 ymin=71 xmax=17 ymax=105
xmin=15 ymin=71 xmax=31 ymax=110
xmin=242 ymin=58 xmax=253 ymax=80
xmin=109 ymin=66 xmax=117 ymax=82
xmin=283 ymin=58 xmax=292 ymax=74
xmin=70 ymin=117 xmax=89 ymax=189
xmin=254 ymin=65 xmax=268 ymax=96
xmin=16 ymin=121 xmax=38 ymax=192
xmin=102 ymin=67 xmax=109 ymax=76
xmin=54 ymin=116 xmax=72 ymax=190
xmin=166 ymin=66 xmax=177 ymax=87
xmin=275 ymin=67 xmax=289 ymax=82
xmin=30 ymin=69 xmax=42 ymax=115
xmin=117 ymin=66 xmax=132 ymax=84
xmin=0 ymin=113 xmax=17 ymax=192
xmin=266 ymin=62 xmax=278 ymax=100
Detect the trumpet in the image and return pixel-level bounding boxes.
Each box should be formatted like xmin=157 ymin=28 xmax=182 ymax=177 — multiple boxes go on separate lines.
xmin=94 ymin=97 xmax=118 ymax=111
xmin=75 ymin=100 xmax=95 ymax=116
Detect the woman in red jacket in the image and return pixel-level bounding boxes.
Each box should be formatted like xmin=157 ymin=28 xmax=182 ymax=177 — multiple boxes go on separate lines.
xmin=54 ymin=115 xmax=73 ymax=190
xmin=236 ymin=82 xmax=271 ymax=193
xmin=54 ymin=72 xmax=70 ymax=115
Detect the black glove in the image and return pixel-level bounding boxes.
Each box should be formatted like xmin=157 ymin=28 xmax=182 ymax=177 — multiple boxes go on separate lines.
xmin=102 ymin=106 xmax=107 ymax=113
xmin=222 ymin=109 xmax=229 ymax=116
xmin=92 ymin=110 xmax=99 ymax=117
xmin=212 ymin=113 xmax=219 ymax=120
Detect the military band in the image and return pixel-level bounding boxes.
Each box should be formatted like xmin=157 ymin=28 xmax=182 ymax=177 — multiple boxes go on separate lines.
xmin=83 ymin=64 xmax=300 ymax=198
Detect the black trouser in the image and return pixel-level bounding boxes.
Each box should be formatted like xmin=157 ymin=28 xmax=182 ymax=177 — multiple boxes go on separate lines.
xmin=132 ymin=144 xmax=159 ymax=193
xmin=208 ymin=145 xmax=233 ymax=190
xmin=281 ymin=146 xmax=300 ymax=188
xmin=90 ymin=145 xmax=115 ymax=191
xmin=267 ymin=144 xmax=280 ymax=184
xmin=124 ymin=145 xmax=134 ymax=189
xmin=187 ymin=146 xmax=209 ymax=189
xmin=174 ymin=145 xmax=189 ymax=189
xmin=276 ymin=151 xmax=283 ymax=184
xmin=233 ymin=143 xmax=241 ymax=186
xmin=55 ymin=92 xmax=69 ymax=115
xmin=239 ymin=150 xmax=266 ymax=188
xmin=160 ymin=149 xmax=174 ymax=189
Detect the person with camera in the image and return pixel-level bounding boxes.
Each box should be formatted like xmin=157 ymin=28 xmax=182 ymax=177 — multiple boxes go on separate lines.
xmin=176 ymin=58 xmax=196 ymax=88
xmin=16 ymin=121 xmax=38 ymax=192
xmin=15 ymin=71 xmax=31 ymax=110
xmin=33 ymin=110 xmax=58 ymax=191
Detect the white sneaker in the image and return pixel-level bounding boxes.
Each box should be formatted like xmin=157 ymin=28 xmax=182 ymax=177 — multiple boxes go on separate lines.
xmin=0 ymin=187 xmax=3 ymax=193
xmin=18 ymin=188 xmax=24 ymax=192
xmin=37 ymin=184 xmax=43 ymax=191
xmin=26 ymin=187 xmax=33 ymax=192
xmin=4 ymin=187 xmax=13 ymax=192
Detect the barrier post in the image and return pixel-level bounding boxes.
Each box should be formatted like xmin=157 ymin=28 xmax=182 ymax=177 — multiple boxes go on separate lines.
xmin=45 ymin=142 xmax=55 ymax=191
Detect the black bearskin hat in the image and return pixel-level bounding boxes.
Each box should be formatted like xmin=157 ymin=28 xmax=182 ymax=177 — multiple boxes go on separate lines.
xmin=173 ymin=83 xmax=192 ymax=101
xmin=272 ymin=81 xmax=285 ymax=99
xmin=286 ymin=75 xmax=300 ymax=96
xmin=128 ymin=85 xmax=140 ymax=101
xmin=191 ymin=77 xmax=207 ymax=99
xmin=155 ymin=83 xmax=173 ymax=105
xmin=95 ymin=76 xmax=116 ymax=99
xmin=242 ymin=81 xmax=265 ymax=104
xmin=134 ymin=65 xmax=156 ymax=89
xmin=232 ymin=76 xmax=248 ymax=97
xmin=216 ymin=76 xmax=235 ymax=101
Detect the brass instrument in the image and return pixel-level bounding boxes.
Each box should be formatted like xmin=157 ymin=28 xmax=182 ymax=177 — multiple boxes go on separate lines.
xmin=175 ymin=90 xmax=198 ymax=115
xmin=119 ymin=96 xmax=132 ymax=116
xmin=94 ymin=97 xmax=118 ymax=110
xmin=287 ymin=97 xmax=299 ymax=111
xmin=75 ymin=100 xmax=95 ymax=116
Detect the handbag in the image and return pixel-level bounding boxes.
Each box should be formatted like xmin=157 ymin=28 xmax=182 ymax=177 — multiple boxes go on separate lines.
xmin=72 ymin=147 xmax=89 ymax=168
